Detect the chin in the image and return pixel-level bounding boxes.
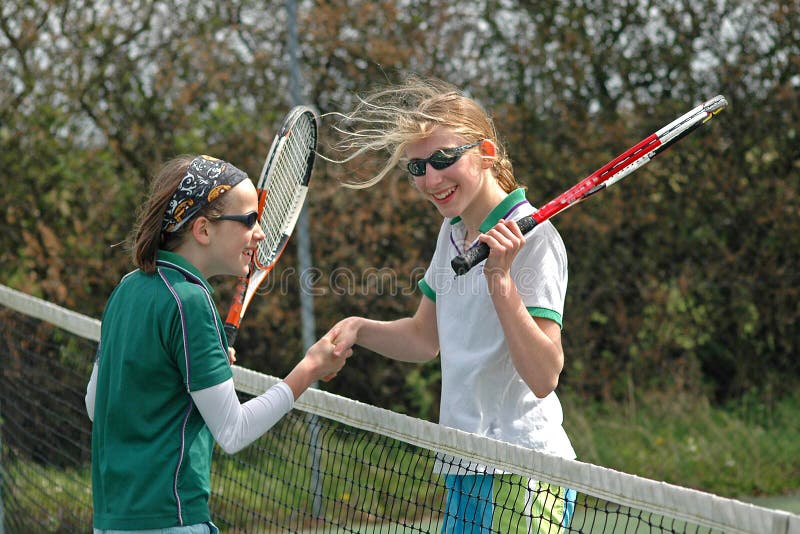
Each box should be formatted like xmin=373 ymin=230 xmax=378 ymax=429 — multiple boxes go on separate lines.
xmin=435 ymin=205 xmax=460 ymax=219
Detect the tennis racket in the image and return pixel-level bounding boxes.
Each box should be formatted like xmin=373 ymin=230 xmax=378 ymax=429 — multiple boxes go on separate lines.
xmin=224 ymin=105 xmax=318 ymax=346
xmin=451 ymin=95 xmax=728 ymax=275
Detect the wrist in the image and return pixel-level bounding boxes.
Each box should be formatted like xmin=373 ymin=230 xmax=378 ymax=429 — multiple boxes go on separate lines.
xmin=342 ymin=316 xmax=364 ymax=345
xmin=485 ymin=271 xmax=514 ymax=296
xmin=284 ymin=362 xmax=314 ymax=400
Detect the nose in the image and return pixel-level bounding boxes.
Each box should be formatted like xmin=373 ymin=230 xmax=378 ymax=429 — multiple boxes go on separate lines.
xmin=418 ymin=165 xmax=445 ymax=190
xmin=252 ymin=223 xmax=266 ymax=242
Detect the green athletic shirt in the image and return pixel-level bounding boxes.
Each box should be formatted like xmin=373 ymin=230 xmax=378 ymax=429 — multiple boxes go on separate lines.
xmin=91 ymin=250 xmax=233 ymax=529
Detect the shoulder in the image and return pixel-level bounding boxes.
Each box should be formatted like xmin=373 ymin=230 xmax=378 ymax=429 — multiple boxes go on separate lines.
xmin=156 ymin=266 xmax=214 ymax=311
xmin=105 ymin=269 xmax=203 ymax=321
xmin=425 ymin=218 xmax=457 ymax=259
xmin=517 ymin=220 xmax=567 ymax=273
xmin=436 ymin=217 xmax=455 ymax=241
xmin=528 ymin=220 xmax=566 ymax=250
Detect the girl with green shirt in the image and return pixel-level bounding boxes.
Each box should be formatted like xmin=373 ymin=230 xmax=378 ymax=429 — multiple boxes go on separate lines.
xmin=86 ymin=154 xmax=351 ymax=533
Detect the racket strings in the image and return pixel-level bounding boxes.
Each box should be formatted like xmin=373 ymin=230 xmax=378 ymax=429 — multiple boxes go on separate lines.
xmin=256 ymin=117 xmax=315 ymax=267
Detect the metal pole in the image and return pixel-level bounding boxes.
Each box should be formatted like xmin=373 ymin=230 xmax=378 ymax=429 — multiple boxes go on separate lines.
xmin=286 ymin=0 xmax=316 ymax=367
xmin=0 ymin=415 xmax=5 ymax=534
xmin=286 ymin=0 xmax=323 ymax=519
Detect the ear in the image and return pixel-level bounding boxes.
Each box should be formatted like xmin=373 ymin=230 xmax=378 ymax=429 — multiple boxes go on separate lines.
xmin=480 ymin=139 xmax=497 ymax=169
xmin=190 ymin=216 xmax=212 ymax=246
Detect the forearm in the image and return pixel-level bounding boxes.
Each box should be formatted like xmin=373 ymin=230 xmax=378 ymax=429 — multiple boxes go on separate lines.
xmin=192 ymin=379 xmax=294 ymax=454
xmin=283 ymin=357 xmax=327 ymax=399
xmin=85 ymin=361 xmax=98 ymax=421
xmin=488 ymin=274 xmax=563 ymax=398
xmin=343 ymin=315 xmax=439 ymax=363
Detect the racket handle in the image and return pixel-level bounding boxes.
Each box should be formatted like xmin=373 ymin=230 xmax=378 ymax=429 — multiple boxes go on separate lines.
xmin=224 ymin=323 xmax=238 ymax=348
xmin=450 ymin=215 xmax=539 ymax=276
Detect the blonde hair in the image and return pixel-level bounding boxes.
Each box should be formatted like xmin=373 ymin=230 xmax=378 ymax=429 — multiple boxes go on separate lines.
xmin=332 ymin=75 xmax=519 ymax=192
xmin=130 ymin=155 xmax=230 ymax=274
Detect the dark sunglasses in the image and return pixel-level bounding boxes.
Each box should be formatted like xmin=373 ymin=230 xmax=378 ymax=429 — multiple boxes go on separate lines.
xmin=213 ymin=211 xmax=259 ymax=229
xmin=407 ymin=140 xmax=482 ymax=177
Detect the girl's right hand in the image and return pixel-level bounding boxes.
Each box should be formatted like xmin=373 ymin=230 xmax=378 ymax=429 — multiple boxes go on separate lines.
xmin=319 ymin=317 xmax=362 ymax=380
xmin=306 ymin=327 xmax=353 ymax=382
xmin=329 ymin=317 xmax=361 ymax=358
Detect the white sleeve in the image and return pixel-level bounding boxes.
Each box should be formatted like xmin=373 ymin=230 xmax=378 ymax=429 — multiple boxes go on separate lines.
xmin=191 ymin=378 xmax=294 ymax=454
xmin=85 ymin=361 xmax=98 ymax=422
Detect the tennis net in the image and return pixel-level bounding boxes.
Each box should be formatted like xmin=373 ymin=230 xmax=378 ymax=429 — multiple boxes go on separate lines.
xmin=1 ymin=283 xmax=797 ymax=533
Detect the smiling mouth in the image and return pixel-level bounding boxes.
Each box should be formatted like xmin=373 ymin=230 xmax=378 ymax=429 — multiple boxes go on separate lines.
xmin=432 ymin=186 xmax=456 ymax=201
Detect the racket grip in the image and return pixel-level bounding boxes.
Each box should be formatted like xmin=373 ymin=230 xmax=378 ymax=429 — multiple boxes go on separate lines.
xmin=450 ymin=215 xmax=538 ymax=276
xmin=224 ymin=323 xmax=238 ymax=348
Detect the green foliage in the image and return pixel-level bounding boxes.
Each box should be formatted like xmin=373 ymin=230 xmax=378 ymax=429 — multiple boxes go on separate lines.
xmin=1 ymin=0 xmax=798 ymax=415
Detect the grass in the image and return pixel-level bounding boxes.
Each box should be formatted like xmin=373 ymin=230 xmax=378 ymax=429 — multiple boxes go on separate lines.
xmin=1 ymin=456 xmax=93 ymax=531
xmin=208 ymin=415 xmax=446 ymax=531
xmin=562 ymin=390 xmax=800 ymax=499
xmin=4 ymin=392 xmax=798 ymax=530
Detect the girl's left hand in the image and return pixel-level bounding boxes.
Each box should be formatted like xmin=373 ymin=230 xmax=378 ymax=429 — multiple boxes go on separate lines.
xmin=480 ymin=218 xmax=525 ymax=279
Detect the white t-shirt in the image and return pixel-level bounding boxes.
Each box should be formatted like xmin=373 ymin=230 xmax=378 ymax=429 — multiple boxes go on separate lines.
xmin=419 ymin=188 xmax=576 ymax=461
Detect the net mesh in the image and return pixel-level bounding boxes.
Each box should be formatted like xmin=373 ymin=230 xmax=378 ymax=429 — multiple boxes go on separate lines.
xmin=1 ymin=284 xmax=796 ymax=533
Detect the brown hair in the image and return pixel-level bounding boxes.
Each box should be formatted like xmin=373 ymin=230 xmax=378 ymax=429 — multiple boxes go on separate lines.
xmin=130 ymin=155 xmax=230 ymax=273
xmin=331 ymin=75 xmax=519 ymax=193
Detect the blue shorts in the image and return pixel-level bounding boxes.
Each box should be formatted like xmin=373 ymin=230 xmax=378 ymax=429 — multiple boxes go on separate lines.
xmin=94 ymin=522 xmax=218 ymax=534
xmin=441 ymin=474 xmax=576 ymax=533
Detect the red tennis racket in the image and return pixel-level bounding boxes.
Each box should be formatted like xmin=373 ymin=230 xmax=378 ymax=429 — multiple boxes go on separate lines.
xmin=224 ymin=106 xmax=318 ymax=346
xmin=452 ymin=95 xmax=728 ymax=275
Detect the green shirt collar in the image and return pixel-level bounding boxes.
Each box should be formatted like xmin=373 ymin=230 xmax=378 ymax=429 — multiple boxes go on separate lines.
xmin=449 ymin=188 xmax=529 ymax=232
xmin=156 ymin=250 xmax=213 ymax=293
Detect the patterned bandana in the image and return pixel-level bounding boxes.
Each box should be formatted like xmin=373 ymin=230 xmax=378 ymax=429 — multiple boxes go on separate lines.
xmin=162 ymin=155 xmax=248 ymax=233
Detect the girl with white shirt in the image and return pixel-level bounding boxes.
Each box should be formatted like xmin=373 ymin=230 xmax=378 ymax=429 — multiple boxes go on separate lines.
xmin=328 ymin=77 xmax=576 ymax=533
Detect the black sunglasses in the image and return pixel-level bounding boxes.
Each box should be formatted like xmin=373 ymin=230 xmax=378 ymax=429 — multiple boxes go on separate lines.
xmin=407 ymin=140 xmax=482 ymax=177
xmin=213 ymin=211 xmax=259 ymax=229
